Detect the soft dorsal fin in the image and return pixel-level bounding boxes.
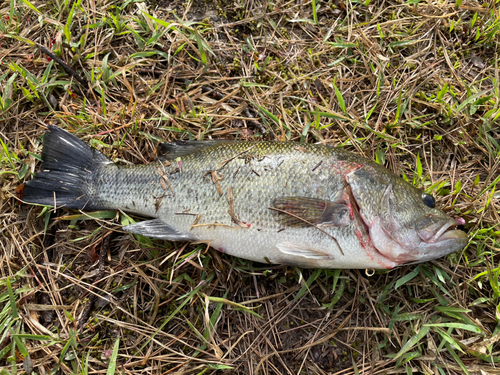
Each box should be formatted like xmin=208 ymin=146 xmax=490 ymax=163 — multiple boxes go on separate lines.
xmin=157 ymin=140 xmax=230 ymax=160
xmin=271 ymin=196 xmax=350 ymax=227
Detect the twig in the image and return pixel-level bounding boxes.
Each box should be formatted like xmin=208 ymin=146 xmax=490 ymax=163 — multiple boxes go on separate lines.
xmin=191 ymin=223 xmax=240 ymax=229
xmin=200 ymin=85 xmax=265 ymax=133
xmin=38 ymin=216 xmax=56 ymax=324
xmin=437 ymin=32 xmax=465 ymax=90
xmin=157 ymin=167 xmax=174 ymax=195
xmin=188 ymin=214 xmax=202 ymax=231
xmin=37 ymin=44 xmax=88 ymax=87
xmin=204 ymin=170 xmax=224 ymax=196
xmin=254 ymin=310 xmax=356 ymax=374
xmin=36 ymin=43 xmax=103 ymax=98
xmin=228 ymin=187 xmax=250 ymax=228
xmin=78 ymin=232 xmax=111 ymax=331
xmin=215 ymin=145 xmax=256 ymax=170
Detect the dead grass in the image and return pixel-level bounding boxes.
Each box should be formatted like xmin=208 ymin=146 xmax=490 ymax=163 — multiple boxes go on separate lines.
xmin=0 ymin=0 xmax=499 ymax=374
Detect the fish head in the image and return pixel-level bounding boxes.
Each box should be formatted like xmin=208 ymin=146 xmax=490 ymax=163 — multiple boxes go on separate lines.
xmin=346 ymin=166 xmax=468 ymax=266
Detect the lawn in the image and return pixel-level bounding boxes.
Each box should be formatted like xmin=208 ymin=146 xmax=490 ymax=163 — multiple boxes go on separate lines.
xmin=0 ymin=0 xmax=499 ymax=374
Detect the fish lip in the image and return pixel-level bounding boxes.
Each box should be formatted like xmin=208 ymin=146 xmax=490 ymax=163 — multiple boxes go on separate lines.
xmin=425 ymin=219 xmax=467 ymax=243
xmin=435 ymin=228 xmax=469 ymax=241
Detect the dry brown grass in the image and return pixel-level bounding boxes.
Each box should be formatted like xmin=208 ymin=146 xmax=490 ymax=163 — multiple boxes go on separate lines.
xmin=1 ymin=0 xmax=499 ymax=374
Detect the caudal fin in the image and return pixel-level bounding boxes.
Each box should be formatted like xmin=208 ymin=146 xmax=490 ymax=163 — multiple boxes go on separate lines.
xmin=23 ymin=126 xmax=111 ymax=209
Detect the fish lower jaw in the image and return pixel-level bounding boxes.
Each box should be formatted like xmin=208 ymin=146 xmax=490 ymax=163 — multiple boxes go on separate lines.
xmin=429 ymin=229 xmax=468 ymax=242
xmin=371 ymin=219 xmax=467 ymax=265
xmin=424 ymin=219 xmax=462 ymax=242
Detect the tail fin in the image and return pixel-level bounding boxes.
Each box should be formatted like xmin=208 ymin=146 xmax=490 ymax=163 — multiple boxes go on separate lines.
xmin=23 ymin=126 xmax=111 ymax=209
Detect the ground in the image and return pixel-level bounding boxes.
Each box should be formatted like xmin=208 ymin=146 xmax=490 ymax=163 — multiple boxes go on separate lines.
xmin=0 ymin=0 xmax=499 ymax=374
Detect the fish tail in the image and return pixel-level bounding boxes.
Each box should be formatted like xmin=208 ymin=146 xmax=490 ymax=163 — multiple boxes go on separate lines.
xmin=23 ymin=126 xmax=111 ymax=210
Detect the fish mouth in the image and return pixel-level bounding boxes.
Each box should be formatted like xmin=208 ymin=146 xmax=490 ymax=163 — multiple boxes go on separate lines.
xmin=420 ymin=219 xmax=468 ymax=243
xmin=369 ymin=215 xmax=468 ymax=266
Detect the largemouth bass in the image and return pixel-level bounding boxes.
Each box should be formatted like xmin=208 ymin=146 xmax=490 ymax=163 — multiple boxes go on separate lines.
xmin=23 ymin=126 xmax=467 ymax=269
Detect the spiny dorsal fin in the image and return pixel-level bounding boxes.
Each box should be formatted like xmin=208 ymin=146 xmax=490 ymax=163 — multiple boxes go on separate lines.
xmin=157 ymin=140 xmax=230 ymax=160
xmin=271 ymin=196 xmax=350 ymax=227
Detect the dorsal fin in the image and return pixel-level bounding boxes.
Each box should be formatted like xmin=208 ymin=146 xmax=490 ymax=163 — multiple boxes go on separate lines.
xmin=157 ymin=140 xmax=230 ymax=160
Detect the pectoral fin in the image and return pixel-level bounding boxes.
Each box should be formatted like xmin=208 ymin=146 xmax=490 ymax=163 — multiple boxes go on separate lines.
xmin=123 ymin=219 xmax=195 ymax=241
xmin=271 ymin=196 xmax=349 ymax=227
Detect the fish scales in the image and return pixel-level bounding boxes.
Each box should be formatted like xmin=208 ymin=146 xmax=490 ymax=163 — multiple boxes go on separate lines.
xmin=94 ymin=142 xmax=370 ymax=268
xmin=22 ymin=126 xmax=468 ymax=269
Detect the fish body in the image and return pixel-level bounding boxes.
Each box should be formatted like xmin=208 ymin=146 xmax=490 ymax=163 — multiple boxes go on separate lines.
xmin=23 ymin=127 xmax=468 ymax=269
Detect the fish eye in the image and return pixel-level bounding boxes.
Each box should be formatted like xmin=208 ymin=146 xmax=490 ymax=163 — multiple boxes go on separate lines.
xmin=422 ymin=193 xmax=435 ymax=208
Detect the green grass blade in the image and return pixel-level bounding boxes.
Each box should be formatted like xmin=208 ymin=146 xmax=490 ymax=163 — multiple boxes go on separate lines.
xmin=205 ymin=295 xmax=262 ymax=319
xmin=456 ymin=89 xmax=489 ymax=112
xmin=393 ymin=325 xmax=430 ymax=360
xmin=333 ymin=81 xmax=346 ymax=115
xmin=395 ymin=266 xmax=420 ymax=289
xmin=139 ymin=273 xmax=214 ymax=351
xmin=5 ymin=278 xmax=18 ymax=319
xmin=254 ymin=103 xmax=280 ymax=125
xmin=424 ymin=322 xmax=483 ymax=335
xmin=55 ymin=210 xmax=117 ymax=221
xmin=20 ymin=0 xmax=41 ymax=14
xmin=106 ymin=338 xmax=120 ymax=375
xmin=444 ymin=342 xmax=470 ymax=375
xmin=312 ymin=0 xmax=318 ymax=25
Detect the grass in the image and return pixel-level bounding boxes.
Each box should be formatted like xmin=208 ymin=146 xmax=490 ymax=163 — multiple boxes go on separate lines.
xmin=0 ymin=0 xmax=499 ymax=373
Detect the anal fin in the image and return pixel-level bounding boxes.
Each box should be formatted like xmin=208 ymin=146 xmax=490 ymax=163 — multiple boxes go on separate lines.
xmin=123 ymin=219 xmax=195 ymax=241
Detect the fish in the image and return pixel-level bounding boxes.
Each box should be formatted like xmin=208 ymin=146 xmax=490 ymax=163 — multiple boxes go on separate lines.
xmin=22 ymin=126 xmax=468 ymax=269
